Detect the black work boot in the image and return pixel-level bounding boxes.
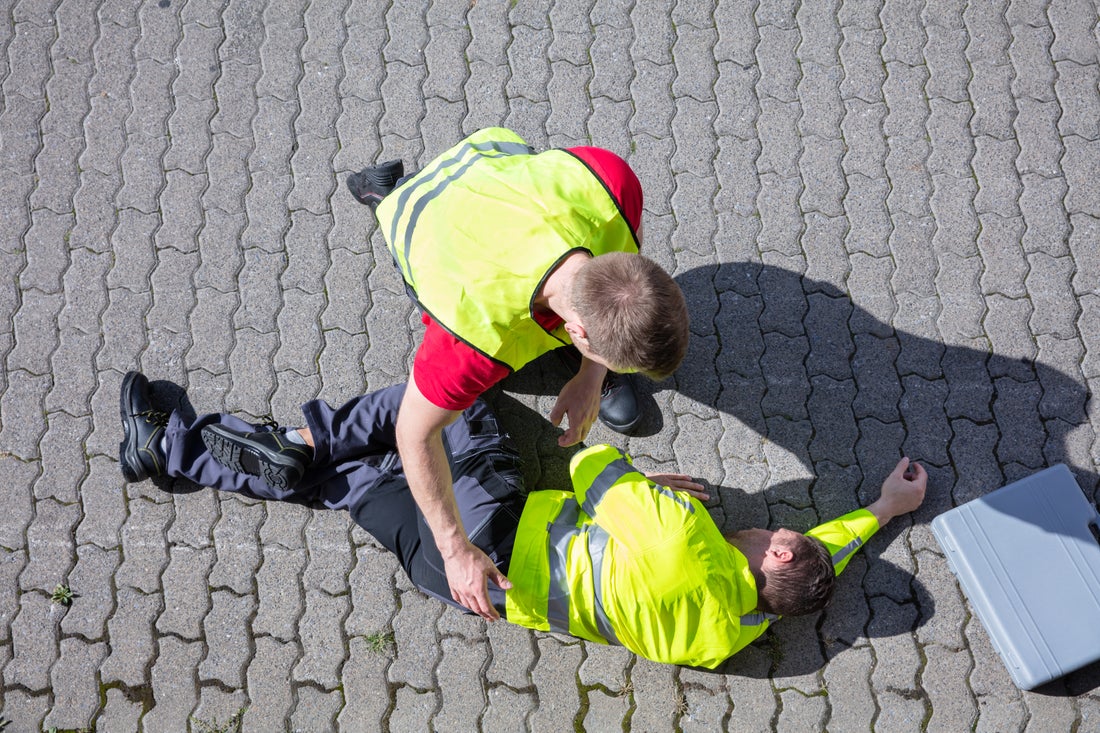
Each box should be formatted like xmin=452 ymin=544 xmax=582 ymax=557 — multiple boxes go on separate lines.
xmin=119 ymin=371 xmax=169 ymax=482
xmin=598 ymin=372 xmax=641 ymax=433
xmin=346 ymin=160 xmax=405 ymax=208
xmin=556 ymin=347 xmax=642 ymax=434
xmin=201 ymin=423 xmax=312 ymax=492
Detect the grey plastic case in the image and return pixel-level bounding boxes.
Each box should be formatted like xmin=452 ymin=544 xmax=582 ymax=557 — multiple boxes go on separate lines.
xmin=931 ymin=464 xmax=1100 ymax=690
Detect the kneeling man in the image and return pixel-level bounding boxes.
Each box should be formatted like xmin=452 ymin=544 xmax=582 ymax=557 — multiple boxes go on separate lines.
xmin=118 ymin=371 xmax=926 ymax=668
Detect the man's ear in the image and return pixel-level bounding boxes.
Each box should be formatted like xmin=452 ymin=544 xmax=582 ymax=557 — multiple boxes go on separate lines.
xmin=768 ymin=547 xmax=794 ymax=564
xmin=564 ymin=321 xmax=589 ymax=345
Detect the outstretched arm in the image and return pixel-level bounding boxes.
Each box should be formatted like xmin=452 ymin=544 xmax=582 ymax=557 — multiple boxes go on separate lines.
xmin=807 ymin=457 xmax=928 ymax=574
xmin=395 ymin=376 xmax=512 ymax=621
xmin=866 ymin=457 xmax=927 ymax=528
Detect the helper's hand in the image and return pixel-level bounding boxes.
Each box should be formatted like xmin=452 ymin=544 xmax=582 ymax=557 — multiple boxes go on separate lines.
xmin=647 ymin=472 xmax=710 ymax=501
xmin=443 ymin=540 xmax=512 ymax=621
xmin=550 ymin=369 xmax=603 ymax=447
xmin=868 ymin=457 xmax=927 ymax=527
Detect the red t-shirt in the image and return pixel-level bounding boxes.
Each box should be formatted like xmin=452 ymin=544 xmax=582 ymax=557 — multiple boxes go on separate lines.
xmin=413 ymin=146 xmax=642 ymax=411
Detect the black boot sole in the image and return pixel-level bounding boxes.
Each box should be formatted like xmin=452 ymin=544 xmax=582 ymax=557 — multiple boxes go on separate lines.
xmin=201 ymin=424 xmax=303 ymax=492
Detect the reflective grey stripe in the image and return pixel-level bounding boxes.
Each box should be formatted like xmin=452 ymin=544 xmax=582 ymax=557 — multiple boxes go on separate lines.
xmin=581 ymin=458 xmax=635 ymax=516
xmin=740 ymin=611 xmax=779 ymax=627
xmin=831 ymin=537 xmax=863 ymax=568
xmin=585 ymin=525 xmax=619 ymax=645
xmin=546 ymin=501 xmax=580 ymax=634
xmin=545 ymin=501 xmax=619 ymax=644
xmin=388 ymin=139 xmax=534 ymax=287
xmin=582 ymin=458 xmax=695 ymax=517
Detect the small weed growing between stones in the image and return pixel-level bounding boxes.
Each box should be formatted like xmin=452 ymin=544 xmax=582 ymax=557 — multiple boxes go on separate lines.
xmin=51 ymin=584 xmax=74 ymax=607
xmin=190 ymin=707 xmax=246 ymax=733
xmin=361 ymin=630 xmax=395 ymax=654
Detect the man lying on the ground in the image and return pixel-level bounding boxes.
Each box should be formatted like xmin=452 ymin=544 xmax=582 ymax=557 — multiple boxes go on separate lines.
xmin=119 ymin=371 xmax=927 ymax=668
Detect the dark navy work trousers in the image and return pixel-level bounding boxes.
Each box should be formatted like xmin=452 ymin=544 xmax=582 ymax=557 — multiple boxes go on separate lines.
xmin=163 ymin=384 xmax=526 ymax=613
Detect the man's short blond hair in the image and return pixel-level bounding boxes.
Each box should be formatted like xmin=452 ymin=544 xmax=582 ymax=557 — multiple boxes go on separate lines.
xmin=571 ymin=252 xmax=689 ymax=379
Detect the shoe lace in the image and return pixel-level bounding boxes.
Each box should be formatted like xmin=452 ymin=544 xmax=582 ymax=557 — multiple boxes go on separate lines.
xmin=258 ymin=414 xmax=281 ymax=431
xmin=138 ymin=409 xmax=170 ymax=428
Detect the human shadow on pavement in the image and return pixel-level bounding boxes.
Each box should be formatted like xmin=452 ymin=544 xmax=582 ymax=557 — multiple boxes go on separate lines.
xmin=671 ymin=262 xmax=1098 ymax=689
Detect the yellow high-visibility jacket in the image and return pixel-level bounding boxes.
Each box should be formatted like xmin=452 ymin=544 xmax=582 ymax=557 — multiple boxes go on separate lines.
xmin=375 ymin=127 xmax=639 ymax=370
xmin=506 ymin=445 xmax=880 ymax=668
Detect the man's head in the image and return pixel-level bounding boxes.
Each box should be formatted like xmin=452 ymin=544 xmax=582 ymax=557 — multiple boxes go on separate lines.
xmin=728 ymin=528 xmax=836 ymax=617
xmin=568 ymin=252 xmax=689 ymax=379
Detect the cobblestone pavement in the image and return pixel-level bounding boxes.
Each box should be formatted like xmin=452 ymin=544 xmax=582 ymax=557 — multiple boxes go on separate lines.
xmin=2 ymin=0 xmax=1100 ymax=730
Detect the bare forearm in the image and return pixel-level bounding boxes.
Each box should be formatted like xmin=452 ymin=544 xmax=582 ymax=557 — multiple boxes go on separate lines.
xmin=397 ymin=424 xmax=466 ymax=555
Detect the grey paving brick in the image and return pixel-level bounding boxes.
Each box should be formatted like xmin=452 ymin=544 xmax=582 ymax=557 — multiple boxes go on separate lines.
xmin=19 ymin=498 xmax=80 ymax=596
xmin=98 ymin=687 xmax=144 ymax=733
xmin=843 ymin=175 xmax=892 ymax=258
xmin=44 ymin=638 xmax=109 ymax=731
xmin=185 ymin=287 xmax=239 ymax=376
xmin=225 ymin=329 xmax=279 ymax=413
xmin=875 ymin=689 xmax=928 ymax=733
xmin=1064 ymin=135 xmax=1100 ymax=217
xmin=485 ymin=617 xmax=536 ymax=688
xmin=192 ymin=688 xmax=250 ymax=733
xmin=0 ymin=549 xmax=27 ymax=643
xmin=978 ymin=220 xmax=1029 ymax=298
xmin=33 ymin=414 xmax=89 ymax=506
xmin=984 ymin=294 xmax=1038 ymax=379
xmin=74 ymin=456 xmax=128 ymax=550
xmin=142 ymin=636 xmax=203 ymax=732
xmin=756 ymin=174 xmax=804 ymax=256
xmin=1020 ymin=174 xmax=1071 ymax=256
xmin=302 ymin=509 xmax=354 ymax=595
xmin=528 ymin=636 xmax=584 ymax=732
xmin=582 ymin=689 xmax=632 ymax=733
xmin=294 ymin=589 xmax=350 ymax=689
xmin=926 ymin=99 xmax=975 ymax=180
xmin=4 ymin=591 xmax=62 ymax=691
xmin=115 ymin=496 xmax=172 ymax=593
xmin=240 ymin=636 xmax=297 ymax=731
xmin=823 ymin=645 xmax=876 ymax=730
xmin=925 ymin=24 xmax=970 ymax=103
xmin=1055 ymin=61 xmax=1100 ymax=140
xmin=724 ymin=653 xmax=781 ymax=727
xmin=248 ymin=545 xmax=307 ymax=644
xmin=775 ymin=688 xmax=827 ymax=733
xmin=207 ymin=496 xmax=264 ymax=594
xmin=198 ymin=589 xmax=256 ymax=688
xmin=435 ymin=636 xmax=490 ymax=731
xmin=839 ymin=27 xmax=886 ymax=103
xmin=799 ymin=138 xmax=845 ymax=217
xmin=387 ymin=588 xmax=441 ymax=688
xmin=1026 ymin=253 xmax=1078 ymax=338
xmin=388 ymin=686 xmax=439 ymax=733
xmin=101 ymin=585 xmax=161 ymax=687
xmin=0 ymin=689 xmax=49 ymax=733
xmin=1049 ymin=0 xmax=1100 ymax=64
xmin=156 ymin=544 xmax=214 ymax=640
xmin=626 ymin=659 xmax=679 ymax=731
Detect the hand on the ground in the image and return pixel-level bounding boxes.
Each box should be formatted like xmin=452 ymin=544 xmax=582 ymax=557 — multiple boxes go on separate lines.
xmin=647 ymin=472 xmax=709 ymax=501
xmin=868 ymin=457 xmax=927 ymax=527
xmin=550 ymin=371 xmax=602 ymax=446
xmin=443 ymin=541 xmax=512 ymax=621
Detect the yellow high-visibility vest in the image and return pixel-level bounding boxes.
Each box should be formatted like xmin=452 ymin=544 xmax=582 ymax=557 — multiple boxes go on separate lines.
xmin=375 ymin=127 xmax=640 ymax=371
xmin=506 ymin=445 xmax=881 ymax=668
